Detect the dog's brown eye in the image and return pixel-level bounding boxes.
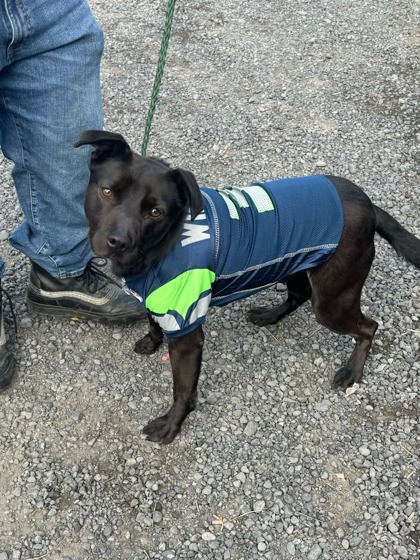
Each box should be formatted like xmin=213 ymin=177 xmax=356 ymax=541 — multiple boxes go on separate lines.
xmin=150 ymin=208 xmax=161 ymax=218
xmin=101 ymin=188 xmax=113 ymax=198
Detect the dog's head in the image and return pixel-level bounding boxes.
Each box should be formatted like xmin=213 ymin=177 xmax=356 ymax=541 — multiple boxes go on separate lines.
xmin=75 ymin=130 xmax=204 ymax=276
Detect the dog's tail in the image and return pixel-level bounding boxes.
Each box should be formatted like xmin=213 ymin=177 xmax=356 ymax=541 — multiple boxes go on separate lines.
xmin=374 ymin=205 xmax=420 ymax=269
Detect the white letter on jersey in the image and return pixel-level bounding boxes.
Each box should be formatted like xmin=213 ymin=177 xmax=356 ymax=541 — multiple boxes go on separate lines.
xmin=181 ymin=222 xmax=210 ymax=246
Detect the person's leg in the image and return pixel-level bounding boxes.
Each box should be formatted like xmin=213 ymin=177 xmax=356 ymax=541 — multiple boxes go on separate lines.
xmin=0 ymin=0 xmax=103 ymax=276
xmin=0 ymin=0 xmax=144 ymax=324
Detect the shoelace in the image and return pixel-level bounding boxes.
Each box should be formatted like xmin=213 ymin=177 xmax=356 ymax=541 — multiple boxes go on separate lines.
xmin=76 ymin=258 xmax=123 ymax=294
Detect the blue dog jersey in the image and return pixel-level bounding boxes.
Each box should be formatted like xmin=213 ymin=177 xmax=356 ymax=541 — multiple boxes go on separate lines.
xmin=124 ymin=175 xmax=344 ymax=338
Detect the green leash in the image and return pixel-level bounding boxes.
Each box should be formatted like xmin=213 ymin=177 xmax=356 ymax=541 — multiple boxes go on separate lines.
xmin=141 ymin=0 xmax=177 ymax=156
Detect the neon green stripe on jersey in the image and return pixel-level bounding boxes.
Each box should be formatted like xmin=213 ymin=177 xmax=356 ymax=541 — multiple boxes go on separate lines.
xmin=146 ymin=268 xmax=216 ymax=319
xmin=245 ymin=185 xmax=275 ymax=212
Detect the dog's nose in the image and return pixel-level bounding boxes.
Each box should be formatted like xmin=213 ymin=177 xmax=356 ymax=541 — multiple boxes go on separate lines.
xmin=107 ymin=234 xmax=128 ymax=252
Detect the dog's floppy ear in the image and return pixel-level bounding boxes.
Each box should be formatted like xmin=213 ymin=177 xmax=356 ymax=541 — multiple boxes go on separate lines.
xmin=74 ymin=129 xmax=132 ymax=162
xmin=169 ymin=168 xmax=204 ymax=220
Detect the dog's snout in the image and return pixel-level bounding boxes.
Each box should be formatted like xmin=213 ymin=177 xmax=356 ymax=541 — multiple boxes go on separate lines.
xmin=107 ymin=233 xmax=129 ymax=252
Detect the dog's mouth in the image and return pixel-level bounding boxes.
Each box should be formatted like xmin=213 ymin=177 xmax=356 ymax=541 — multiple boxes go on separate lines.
xmin=103 ymin=248 xmax=146 ymax=277
xmin=110 ymin=253 xmax=144 ymax=277
xmin=90 ymin=231 xmax=143 ymax=275
xmin=106 ymin=249 xmax=146 ymax=276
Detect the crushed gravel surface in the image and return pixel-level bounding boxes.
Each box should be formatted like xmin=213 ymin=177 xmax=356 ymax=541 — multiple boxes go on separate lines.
xmin=0 ymin=0 xmax=419 ymax=558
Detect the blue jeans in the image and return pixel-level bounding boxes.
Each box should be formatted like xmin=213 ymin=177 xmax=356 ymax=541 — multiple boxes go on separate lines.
xmin=0 ymin=0 xmax=104 ymax=279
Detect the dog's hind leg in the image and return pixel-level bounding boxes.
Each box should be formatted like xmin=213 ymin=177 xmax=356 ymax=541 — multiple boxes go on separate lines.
xmin=306 ymin=176 xmax=384 ymax=389
xmin=309 ymin=241 xmax=378 ymax=390
xmin=333 ymin=317 xmax=377 ymax=389
xmin=314 ymin=296 xmax=378 ymax=389
xmin=248 ymin=271 xmax=312 ymax=326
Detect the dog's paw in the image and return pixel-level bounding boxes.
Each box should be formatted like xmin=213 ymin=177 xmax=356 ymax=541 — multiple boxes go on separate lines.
xmin=247 ymin=307 xmax=275 ymax=327
xmin=134 ymin=334 xmax=162 ymax=355
xmin=332 ymin=365 xmax=361 ymax=390
xmin=142 ymin=415 xmax=180 ymax=444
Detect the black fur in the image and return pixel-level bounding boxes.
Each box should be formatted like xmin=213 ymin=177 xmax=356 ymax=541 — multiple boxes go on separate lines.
xmin=77 ymin=130 xmax=203 ymax=276
xmin=77 ymin=130 xmax=420 ymax=444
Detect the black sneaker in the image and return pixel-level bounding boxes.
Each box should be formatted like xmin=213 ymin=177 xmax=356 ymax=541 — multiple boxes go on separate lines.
xmin=0 ymin=283 xmax=16 ymax=392
xmin=27 ymin=259 xmax=146 ymax=324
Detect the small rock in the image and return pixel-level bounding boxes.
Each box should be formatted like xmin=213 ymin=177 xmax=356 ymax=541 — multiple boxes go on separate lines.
xmin=359 ymin=446 xmax=371 ymax=457
xmin=253 ymin=500 xmax=265 ymax=512
xmin=73 ymin=520 xmax=83 ymax=533
xmin=244 ymin=421 xmax=258 ymax=437
xmin=315 ymin=400 xmax=331 ymax=412
xmin=395 ymin=545 xmax=409 ymax=559
xmin=336 ymin=528 xmax=345 ymax=538
xmin=307 ymin=544 xmax=322 ymax=560
xmin=342 ymin=539 xmax=349 ymax=549
xmin=206 ymin=393 xmax=219 ymax=405
xmin=103 ymin=525 xmax=113 ymax=537
xmin=201 ymin=531 xmax=216 ymax=541
xmin=387 ymin=521 xmax=398 ymax=533
xmin=287 ymin=542 xmax=296 ymax=556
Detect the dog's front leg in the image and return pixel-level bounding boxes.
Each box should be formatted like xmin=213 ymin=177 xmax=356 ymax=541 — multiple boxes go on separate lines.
xmin=142 ymin=326 xmax=204 ymax=444
xmin=134 ymin=314 xmax=164 ymax=355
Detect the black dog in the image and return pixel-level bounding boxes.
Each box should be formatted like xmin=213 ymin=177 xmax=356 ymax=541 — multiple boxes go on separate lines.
xmin=76 ymin=130 xmax=420 ymax=444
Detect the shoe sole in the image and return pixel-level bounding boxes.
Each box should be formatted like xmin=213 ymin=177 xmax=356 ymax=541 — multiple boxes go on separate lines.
xmin=26 ymin=298 xmax=147 ymax=325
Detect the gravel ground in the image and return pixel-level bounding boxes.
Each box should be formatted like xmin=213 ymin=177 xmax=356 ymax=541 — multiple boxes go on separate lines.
xmin=0 ymin=0 xmax=419 ymax=558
